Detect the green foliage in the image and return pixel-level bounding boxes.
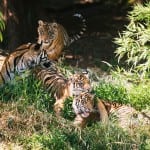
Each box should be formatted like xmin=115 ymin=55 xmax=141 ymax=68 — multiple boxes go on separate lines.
xmin=127 ymin=81 xmax=150 ymax=110
xmin=94 ymin=82 xmax=129 ymax=104
xmin=25 ymin=130 xmax=68 ymax=150
xmin=22 ymin=123 xmax=149 ymax=150
xmin=0 ymin=12 xmax=5 ymax=42
xmin=62 ymin=97 xmax=75 ymax=120
xmin=94 ymin=80 xmax=150 ymax=110
xmin=0 ymin=74 xmax=54 ymax=112
xmin=114 ymin=2 xmax=150 ymax=78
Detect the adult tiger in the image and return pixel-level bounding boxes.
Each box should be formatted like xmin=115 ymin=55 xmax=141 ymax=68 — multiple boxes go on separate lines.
xmin=33 ymin=62 xmax=91 ymax=116
xmin=37 ymin=13 xmax=87 ymax=60
xmin=72 ymin=92 xmax=150 ymax=129
xmin=0 ymin=43 xmax=48 ymax=86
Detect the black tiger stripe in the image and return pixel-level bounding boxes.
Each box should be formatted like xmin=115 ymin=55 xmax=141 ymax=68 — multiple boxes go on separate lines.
xmin=5 ymin=62 xmax=11 ymax=80
xmin=39 ymin=51 xmax=45 ymax=61
xmin=46 ymin=77 xmax=60 ymax=91
xmin=44 ymin=75 xmax=57 ymax=85
xmin=43 ymin=76 xmax=55 ymax=85
xmin=0 ymin=72 xmax=5 ymax=84
xmin=14 ymin=53 xmax=25 ymax=72
xmin=7 ymin=60 xmax=11 ymax=72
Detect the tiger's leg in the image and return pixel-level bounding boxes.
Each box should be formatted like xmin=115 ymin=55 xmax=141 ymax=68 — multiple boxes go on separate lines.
xmin=73 ymin=115 xmax=87 ymax=128
xmin=54 ymin=86 xmax=71 ymax=116
xmin=54 ymin=98 xmax=65 ymax=116
xmin=97 ymin=99 xmax=109 ymax=124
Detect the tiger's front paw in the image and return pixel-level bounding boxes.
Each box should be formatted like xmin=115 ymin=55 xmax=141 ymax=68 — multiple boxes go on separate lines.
xmin=73 ymin=116 xmax=86 ymax=128
xmin=54 ymin=103 xmax=63 ymax=117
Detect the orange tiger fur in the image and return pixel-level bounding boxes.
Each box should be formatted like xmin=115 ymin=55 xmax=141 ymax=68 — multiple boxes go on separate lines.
xmin=37 ymin=13 xmax=86 ymax=60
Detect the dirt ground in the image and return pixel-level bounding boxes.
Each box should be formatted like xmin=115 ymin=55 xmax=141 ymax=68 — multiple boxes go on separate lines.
xmin=53 ymin=4 xmax=129 ymax=68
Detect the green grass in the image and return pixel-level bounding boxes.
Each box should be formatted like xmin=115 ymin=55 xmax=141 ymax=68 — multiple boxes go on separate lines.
xmin=94 ymin=82 xmax=129 ymax=104
xmin=127 ymin=82 xmax=150 ymax=110
xmin=22 ymin=124 xmax=144 ymax=150
xmin=0 ymin=74 xmax=55 ymax=112
xmin=0 ymin=73 xmax=150 ymax=149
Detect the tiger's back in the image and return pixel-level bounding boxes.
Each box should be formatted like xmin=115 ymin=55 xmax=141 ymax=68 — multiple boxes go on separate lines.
xmin=0 ymin=43 xmax=48 ymax=86
xmin=35 ymin=65 xmax=72 ymax=100
xmin=103 ymin=101 xmax=150 ymax=129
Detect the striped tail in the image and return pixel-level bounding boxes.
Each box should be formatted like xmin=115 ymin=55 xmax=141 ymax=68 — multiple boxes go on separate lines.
xmin=70 ymin=13 xmax=87 ymax=44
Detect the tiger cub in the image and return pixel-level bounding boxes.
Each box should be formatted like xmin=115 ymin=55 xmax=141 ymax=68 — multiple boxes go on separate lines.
xmin=72 ymin=91 xmax=109 ymax=128
xmin=72 ymin=92 xmax=150 ymax=129
xmin=34 ymin=63 xmax=91 ymax=116
xmin=37 ymin=13 xmax=86 ymax=60
xmin=0 ymin=43 xmax=48 ymax=86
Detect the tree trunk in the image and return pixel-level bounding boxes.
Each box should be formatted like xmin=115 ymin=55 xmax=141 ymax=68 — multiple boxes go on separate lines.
xmin=1 ymin=0 xmax=38 ymax=51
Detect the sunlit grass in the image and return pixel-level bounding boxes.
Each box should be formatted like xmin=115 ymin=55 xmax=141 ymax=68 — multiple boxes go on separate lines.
xmin=0 ymin=71 xmax=149 ymax=149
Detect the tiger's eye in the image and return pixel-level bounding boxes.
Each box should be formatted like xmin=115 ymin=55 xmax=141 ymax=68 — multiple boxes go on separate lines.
xmin=48 ymin=30 xmax=54 ymax=36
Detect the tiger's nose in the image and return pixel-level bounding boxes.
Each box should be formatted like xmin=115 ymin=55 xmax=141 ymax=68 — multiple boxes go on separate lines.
xmin=84 ymin=84 xmax=91 ymax=90
xmin=31 ymin=60 xmax=35 ymax=64
xmin=44 ymin=39 xmax=49 ymax=43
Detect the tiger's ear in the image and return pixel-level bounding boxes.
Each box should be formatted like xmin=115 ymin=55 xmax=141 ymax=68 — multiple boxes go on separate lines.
xmin=52 ymin=22 xmax=58 ymax=28
xmin=38 ymin=20 xmax=44 ymax=26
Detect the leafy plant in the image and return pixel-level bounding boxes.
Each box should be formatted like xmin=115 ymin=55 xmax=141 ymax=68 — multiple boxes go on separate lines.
xmin=62 ymin=97 xmax=75 ymax=120
xmin=94 ymin=81 xmax=129 ymax=104
xmin=127 ymin=81 xmax=150 ymax=110
xmin=114 ymin=2 xmax=150 ymax=78
xmin=0 ymin=12 xmax=5 ymax=42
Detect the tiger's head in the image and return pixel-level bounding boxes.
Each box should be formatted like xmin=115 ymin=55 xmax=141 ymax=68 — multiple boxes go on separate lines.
xmin=37 ymin=20 xmax=58 ymax=46
xmin=72 ymin=92 xmax=94 ymax=118
xmin=71 ymin=70 xmax=91 ymax=96
xmin=37 ymin=20 xmax=70 ymax=60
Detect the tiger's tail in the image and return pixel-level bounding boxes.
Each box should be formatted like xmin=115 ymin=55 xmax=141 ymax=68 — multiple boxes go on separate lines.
xmin=70 ymin=13 xmax=87 ymax=44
